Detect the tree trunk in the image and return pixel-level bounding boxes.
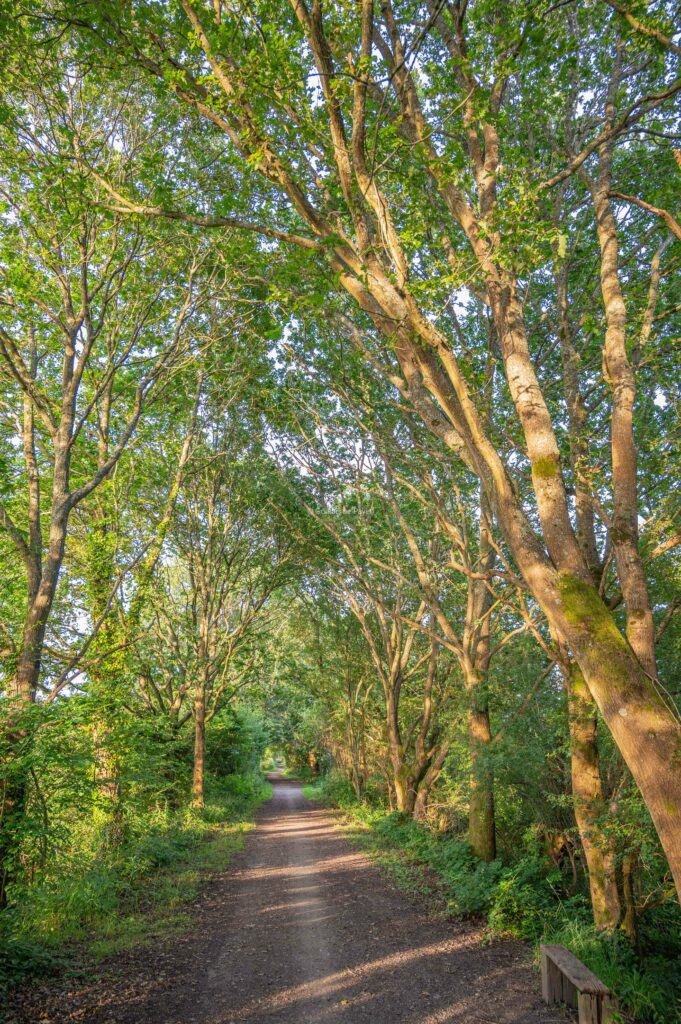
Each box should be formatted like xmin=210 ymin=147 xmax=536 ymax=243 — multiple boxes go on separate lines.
xmin=467 ymin=702 xmax=496 ymax=862
xmin=554 ymin=256 xmax=601 ymax=580
xmin=620 ymin=851 xmax=638 ymax=944
xmin=393 ymin=762 xmax=414 ymax=815
xmin=12 ymin=573 xmax=59 ymax=702
xmin=413 ymin=744 xmax=449 ymax=823
xmin=588 ymin=130 xmax=657 ymax=682
xmin=463 ymin=509 xmax=497 ymax=863
xmin=413 ymin=786 xmax=429 ymax=821
xmin=349 ymin=735 xmax=362 ymax=799
xmin=552 ymin=576 xmax=681 ymax=898
xmin=567 ymin=664 xmax=621 ymax=930
xmin=92 ymin=720 xmax=124 ymax=845
xmin=87 ymin=450 xmax=125 ymax=845
xmin=192 ymin=682 xmax=206 ymax=808
xmin=360 ymin=702 xmax=369 ymax=790
xmin=385 ymin=690 xmax=413 ymax=814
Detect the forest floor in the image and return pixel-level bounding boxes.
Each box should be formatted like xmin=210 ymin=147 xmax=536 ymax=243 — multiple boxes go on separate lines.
xmin=4 ymin=776 xmax=567 ymax=1024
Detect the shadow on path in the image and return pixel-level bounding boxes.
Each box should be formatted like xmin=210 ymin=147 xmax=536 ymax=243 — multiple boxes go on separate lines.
xmin=13 ymin=776 xmax=567 ymax=1024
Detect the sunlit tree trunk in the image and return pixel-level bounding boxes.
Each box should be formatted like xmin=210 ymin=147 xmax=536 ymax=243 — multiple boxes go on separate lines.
xmin=386 ymin=691 xmax=412 ymax=815
xmin=585 ymin=70 xmax=657 ymax=683
xmin=192 ymin=675 xmax=207 ymax=809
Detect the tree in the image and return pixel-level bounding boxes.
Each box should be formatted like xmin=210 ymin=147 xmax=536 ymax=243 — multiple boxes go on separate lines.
xmin=143 ymin=360 xmax=297 ymax=806
xmin=0 ymin=65 xmax=213 ymax=898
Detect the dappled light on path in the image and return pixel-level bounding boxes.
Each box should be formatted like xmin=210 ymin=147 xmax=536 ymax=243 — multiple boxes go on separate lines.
xmin=48 ymin=777 xmax=565 ymax=1024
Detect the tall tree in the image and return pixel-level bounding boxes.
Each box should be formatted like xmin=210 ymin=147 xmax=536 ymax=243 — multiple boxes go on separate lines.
xmin=0 ymin=67 xmax=211 ymax=898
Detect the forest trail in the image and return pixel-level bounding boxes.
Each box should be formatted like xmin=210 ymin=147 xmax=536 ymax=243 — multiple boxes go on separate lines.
xmin=12 ymin=777 xmax=565 ymax=1024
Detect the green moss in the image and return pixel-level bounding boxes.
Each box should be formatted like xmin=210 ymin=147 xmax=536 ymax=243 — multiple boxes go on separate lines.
xmin=609 ymin=526 xmax=628 ymax=546
xmin=558 ymin=573 xmax=628 ymax=648
xmin=532 ymin=455 xmax=559 ymax=479
xmin=558 ymin=575 xmax=672 ymax=718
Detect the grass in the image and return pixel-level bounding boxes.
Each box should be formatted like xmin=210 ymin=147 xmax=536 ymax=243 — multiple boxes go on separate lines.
xmin=87 ymin=813 xmax=257 ymax=958
xmin=304 ymin=774 xmax=681 ymax=1024
xmin=0 ymin=773 xmax=271 ymax=991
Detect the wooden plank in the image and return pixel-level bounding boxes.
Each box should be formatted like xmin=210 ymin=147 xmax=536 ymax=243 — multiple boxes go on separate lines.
xmin=578 ymin=991 xmax=600 ymax=1024
xmin=561 ymin=970 xmax=577 ymax=1010
xmin=541 ymin=944 xmax=609 ymax=995
xmin=578 ymin=991 xmax=620 ymax=1024
xmin=541 ymin=946 xmax=570 ymax=1004
xmin=540 ymin=946 xmax=551 ymax=1003
xmin=601 ymin=995 xmax=618 ymax=1023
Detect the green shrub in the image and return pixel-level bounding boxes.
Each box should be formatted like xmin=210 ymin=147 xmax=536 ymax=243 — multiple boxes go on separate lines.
xmin=206 ymin=707 xmax=269 ymax=777
xmin=303 ymin=769 xmax=358 ymax=809
xmin=0 ymin=770 xmax=270 ymax=989
xmin=0 ymin=934 xmax=65 ymax=990
xmin=487 ymin=857 xmax=577 ymax=940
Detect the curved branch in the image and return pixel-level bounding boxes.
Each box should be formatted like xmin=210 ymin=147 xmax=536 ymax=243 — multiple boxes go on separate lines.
xmin=610 ymin=191 xmax=681 ymax=242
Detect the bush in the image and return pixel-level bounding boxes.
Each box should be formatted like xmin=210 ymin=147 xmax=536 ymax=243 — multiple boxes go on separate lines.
xmin=206 ymin=707 xmax=269 ymax=777
xmin=487 ymin=856 xmax=579 ymax=941
xmin=304 ymin=769 xmax=359 ymax=809
xmin=0 ymin=934 xmax=65 ymax=990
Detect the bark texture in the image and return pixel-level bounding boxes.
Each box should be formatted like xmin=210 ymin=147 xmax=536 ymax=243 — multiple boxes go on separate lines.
xmin=567 ymin=664 xmax=621 ymax=930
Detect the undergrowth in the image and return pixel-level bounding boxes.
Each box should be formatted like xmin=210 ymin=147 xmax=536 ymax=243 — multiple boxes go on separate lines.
xmin=0 ymin=773 xmax=270 ymax=992
xmin=304 ymin=773 xmax=681 ymax=1024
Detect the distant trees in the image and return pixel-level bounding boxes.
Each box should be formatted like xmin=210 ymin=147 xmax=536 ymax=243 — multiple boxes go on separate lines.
xmin=146 ymin=376 xmax=297 ymax=806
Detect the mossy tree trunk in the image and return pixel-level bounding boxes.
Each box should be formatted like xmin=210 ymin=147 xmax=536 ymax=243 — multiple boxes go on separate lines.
xmin=566 ymin=663 xmax=621 ymax=930
xmin=466 ymin=699 xmax=496 ymax=862
xmin=386 ymin=690 xmax=413 ymax=815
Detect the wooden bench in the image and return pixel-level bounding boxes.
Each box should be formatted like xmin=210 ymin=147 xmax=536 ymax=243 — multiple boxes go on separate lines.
xmin=541 ymin=944 xmax=615 ymax=1023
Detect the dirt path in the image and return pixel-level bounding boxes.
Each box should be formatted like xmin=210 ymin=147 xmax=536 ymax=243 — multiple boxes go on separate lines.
xmin=9 ymin=777 xmax=566 ymax=1024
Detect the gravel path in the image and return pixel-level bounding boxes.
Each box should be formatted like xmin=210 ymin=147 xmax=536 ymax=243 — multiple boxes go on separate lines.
xmin=7 ymin=776 xmax=566 ymax=1023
